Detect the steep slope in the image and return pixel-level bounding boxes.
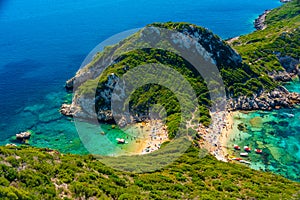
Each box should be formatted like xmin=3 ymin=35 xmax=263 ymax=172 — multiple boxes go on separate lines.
xmin=64 ymin=21 xmax=283 ymax=136
xmin=226 ymin=0 xmax=300 ymax=111
xmin=229 ymin=0 xmax=300 ymax=80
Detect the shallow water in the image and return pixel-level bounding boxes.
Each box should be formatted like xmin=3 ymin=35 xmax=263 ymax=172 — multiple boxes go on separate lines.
xmin=226 ymin=79 xmax=300 ymax=181
xmin=0 ymin=0 xmax=282 ymax=152
xmin=3 ymin=0 xmax=299 ymax=181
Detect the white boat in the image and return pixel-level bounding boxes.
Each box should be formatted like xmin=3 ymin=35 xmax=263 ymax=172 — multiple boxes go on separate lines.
xmin=244 ymin=146 xmax=251 ymax=152
xmin=240 ymin=160 xmax=251 ymax=164
xmin=240 ymin=152 xmax=249 ymax=157
xmin=116 ymin=138 xmax=125 ymax=144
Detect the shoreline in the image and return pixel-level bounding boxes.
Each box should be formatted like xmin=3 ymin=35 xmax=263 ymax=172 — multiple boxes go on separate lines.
xmin=197 ymin=110 xmax=229 ymax=162
xmin=217 ymin=110 xmax=250 ymax=162
xmin=197 ymin=110 xmax=249 ymax=162
xmin=219 ymin=111 xmax=236 ymax=161
xmin=123 ymin=120 xmax=169 ymax=155
xmin=254 ymin=10 xmax=272 ymax=30
xmin=254 ymin=0 xmax=290 ymax=31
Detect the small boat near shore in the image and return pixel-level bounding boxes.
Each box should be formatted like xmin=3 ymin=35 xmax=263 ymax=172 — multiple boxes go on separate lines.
xmin=255 ymin=149 xmax=263 ymax=154
xmin=232 ymin=157 xmax=243 ymax=161
xmin=244 ymin=146 xmax=251 ymax=152
xmin=240 ymin=152 xmax=249 ymax=157
xmin=240 ymin=160 xmax=251 ymax=165
xmin=234 ymin=144 xmax=241 ymax=150
xmin=116 ymin=138 xmax=127 ymax=144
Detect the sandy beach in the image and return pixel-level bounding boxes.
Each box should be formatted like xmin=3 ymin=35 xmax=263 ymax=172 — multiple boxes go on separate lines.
xmin=125 ymin=110 xmax=237 ymax=159
xmin=218 ymin=111 xmax=238 ymax=161
xmin=195 ymin=110 xmax=240 ymax=162
xmin=125 ymin=120 xmax=169 ymax=155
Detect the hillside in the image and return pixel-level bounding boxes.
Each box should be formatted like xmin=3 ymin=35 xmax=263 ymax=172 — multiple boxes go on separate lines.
xmin=229 ymin=0 xmax=300 ymax=80
xmin=0 ymin=146 xmax=299 ymax=199
xmin=63 ymin=21 xmax=287 ymax=137
xmin=62 ymin=1 xmax=300 ymax=140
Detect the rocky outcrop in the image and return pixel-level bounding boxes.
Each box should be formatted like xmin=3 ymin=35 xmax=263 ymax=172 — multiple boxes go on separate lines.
xmin=229 ymin=87 xmax=300 ymax=111
xmin=280 ymin=0 xmax=292 ymax=3
xmin=97 ymin=110 xmax=113 ymax=122
xmin=269 ymin=55 xmax=299 ymax=82
xmin=254 ymin=10 xmax=271 ymax=30
xmin=62 ymin=23 xmax=242 ymax=126
xmin=152 ymin=23 xmax=242 ymax=69
xmin=269 ymin=71 xmax=293 ymax=82
xmin=16 ymin=131 xmax=31 ymax=141
xmin=60 ymin=104 xmax=73 ymax=117
xmin=65 ymin=77 xmax=75 ymax=91
xmin=278 ymin=55 xmax=299 ymax=74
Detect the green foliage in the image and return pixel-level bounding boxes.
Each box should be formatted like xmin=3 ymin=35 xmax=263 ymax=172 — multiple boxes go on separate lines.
xmin=230 ymin=0 xmax=300 ymax=84
xmin=79 ymin=2 xmax=299 ymax=134
xmin=0 ymin=146 xmax=299 ymax=199
xmin=92 ymin=48 xmax=212 ymax=133
xmin=2 ymin=2 xmax=299 ymax=199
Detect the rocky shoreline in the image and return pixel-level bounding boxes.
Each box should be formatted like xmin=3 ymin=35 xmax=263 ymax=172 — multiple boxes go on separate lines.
xmin=61 ymin=86 xmax=300 ymax=120
xmin=254 ymin=10 xmax=271 ymax=30
xmin=254 ymin=0 xmax=293 ymax=31
xmin=280 ymin=0 xmax=292 ymax=3
xmin=228 ymin=87 xmax=300 ymax=111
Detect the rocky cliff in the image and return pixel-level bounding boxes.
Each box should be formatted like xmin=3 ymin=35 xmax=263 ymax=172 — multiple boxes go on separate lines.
xmin=62 ymin=1 xmax=300 ymax=126
xmin=62 ymin=22 xmax=245 ymax=128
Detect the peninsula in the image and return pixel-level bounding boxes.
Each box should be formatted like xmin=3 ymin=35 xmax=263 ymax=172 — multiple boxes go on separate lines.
xmin=0 ymin=0 xmax=299 ymax=199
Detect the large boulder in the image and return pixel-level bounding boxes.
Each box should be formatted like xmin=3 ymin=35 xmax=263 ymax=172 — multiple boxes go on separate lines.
xmin=16 ymin=131 xmax=31 ymax=141
xmin=60 ymin=104 xmax=73 ymax=117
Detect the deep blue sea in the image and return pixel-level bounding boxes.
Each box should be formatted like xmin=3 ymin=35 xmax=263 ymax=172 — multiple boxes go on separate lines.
xmin=0 ymin=1 xmax=287 ymax=155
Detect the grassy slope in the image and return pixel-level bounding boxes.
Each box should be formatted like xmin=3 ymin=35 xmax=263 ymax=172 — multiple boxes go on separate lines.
xmin=0 ymin=146 xmax=299 ymax=200
xmin=230 ymin=0 xmax=300 ymax=73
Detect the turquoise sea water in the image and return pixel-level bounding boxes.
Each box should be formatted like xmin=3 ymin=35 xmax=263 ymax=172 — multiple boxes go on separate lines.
xmin=226 ymin=79 xmax=300 ymax=181
xmin=3 ymin=0 xmax=299 ymax=181
xmin=0 ymin=0 xmax=282 ymax=153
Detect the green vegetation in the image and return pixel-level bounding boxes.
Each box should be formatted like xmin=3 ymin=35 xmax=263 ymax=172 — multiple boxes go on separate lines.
xmin=75 ymin=1 xmax=300 ymax=140
xmin=0 ymin=146 xmax=299 ymax=199
xmin=94 ymin=49 xmax=212 ymax=138
xmin=148 ymin=22 xmax=277 ymax=97
xmin=230 ymin=0 xmax=300 ymax=74
xmin=78 ymin=1 xmax=300 ymax=130
xmin=1 ymin=2 xmax=299 ymax=199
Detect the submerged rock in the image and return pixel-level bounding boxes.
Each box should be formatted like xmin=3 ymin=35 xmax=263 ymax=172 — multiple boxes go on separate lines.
xmin=249 ymin=117 xmax=263 ymax=128
xmin=256 ymin=141 xmax=265 ymax=149
xmin=278 ymin=121 xmax=289 ymax=127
